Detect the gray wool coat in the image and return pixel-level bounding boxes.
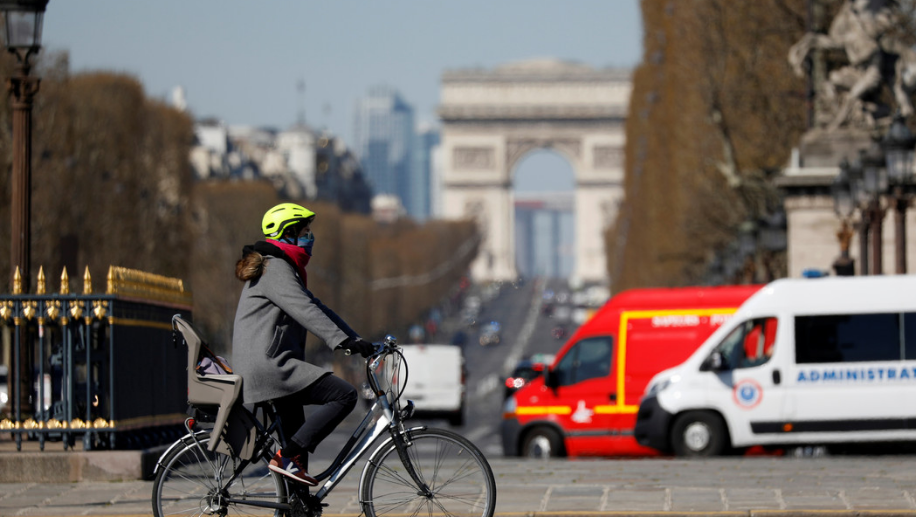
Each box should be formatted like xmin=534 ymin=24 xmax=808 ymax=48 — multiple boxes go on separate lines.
xmin=231 ymin=256 xmax=355 ymax=404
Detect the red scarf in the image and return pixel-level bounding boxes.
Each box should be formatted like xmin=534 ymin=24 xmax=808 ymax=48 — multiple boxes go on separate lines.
xmin=267 ymin=239 xmax=310 ymax=288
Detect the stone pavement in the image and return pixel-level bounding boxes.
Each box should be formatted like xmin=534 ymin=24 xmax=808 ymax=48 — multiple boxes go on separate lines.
xmin=4 ymin=456 xmax=916 ymax=516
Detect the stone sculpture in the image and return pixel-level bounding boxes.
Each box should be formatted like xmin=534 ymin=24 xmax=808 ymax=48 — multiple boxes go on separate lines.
xmin=788 ymin=0 xmax=916 ymax=131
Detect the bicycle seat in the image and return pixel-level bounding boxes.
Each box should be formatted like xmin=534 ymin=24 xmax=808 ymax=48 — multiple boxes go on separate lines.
xmin=174 ymin=315 xmax=245 ymax=454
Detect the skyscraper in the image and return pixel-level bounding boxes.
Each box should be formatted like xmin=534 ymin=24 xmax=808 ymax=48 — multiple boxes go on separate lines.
xmin=411 ymin=123 xmax=440 ymax=221
xmin=353 ymin=86 xmax=415 ymax=216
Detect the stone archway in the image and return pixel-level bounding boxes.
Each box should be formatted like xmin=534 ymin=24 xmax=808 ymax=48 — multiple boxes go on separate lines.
xmin=438 ymin=59 xmax=631 ymax=284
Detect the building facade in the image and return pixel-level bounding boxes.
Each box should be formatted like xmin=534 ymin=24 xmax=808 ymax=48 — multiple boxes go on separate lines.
xmin=353 ymin=86 xmax=416 ymax=217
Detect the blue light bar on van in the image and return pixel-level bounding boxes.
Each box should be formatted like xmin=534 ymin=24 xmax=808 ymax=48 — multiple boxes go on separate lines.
xmin=802 ymin=269 xmax=828 ymax=278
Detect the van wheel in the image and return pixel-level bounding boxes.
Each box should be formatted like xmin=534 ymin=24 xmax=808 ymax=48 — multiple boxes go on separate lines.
xmin=448 ymin=408 xmax=465 ymax=427
xmin=522 ymin=428 xmax=564 ymax=458
xmin=671 ymin=411 xmax=727 ymax=457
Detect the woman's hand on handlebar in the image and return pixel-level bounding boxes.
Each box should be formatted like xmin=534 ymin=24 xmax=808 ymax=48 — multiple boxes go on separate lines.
xmin=337 ymin=337 xmax=375 ymax=358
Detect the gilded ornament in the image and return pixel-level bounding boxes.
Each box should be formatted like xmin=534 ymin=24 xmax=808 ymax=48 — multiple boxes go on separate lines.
xmin=0 ymin=301 xmax=12 ymax=321
xmin=0 ymin=419 xmax=12 ymax=430
xmin=69 ymin=300 xmax=84 ymax=320
xmin=12 ymin=267 xmax=21 ymax=295
xmin=92 ymin=418 xmax=110 ymax=428
xmin=46 ymin=300 xmax=61 ymax=322
xmin=60 ymin=267 xmax=70 ymax=295
xmin=70 ymin=418 xmax=86 ymax=429
xmin=92 ymin=300 xmax=108 ymax=320
xmin=83 ymin=267 xmax=92 ymax=295
xmin=36 ymin=266 xmax=46 ymax=295
xmin=22 ymin=301 xmax=37 ymax=321
xmin=22 ymin=419 xmax=38 ymax=429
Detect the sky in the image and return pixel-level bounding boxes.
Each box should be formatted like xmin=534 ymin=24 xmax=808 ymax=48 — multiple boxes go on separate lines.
xmin=42 ymin=0 xmax=643 ymax=192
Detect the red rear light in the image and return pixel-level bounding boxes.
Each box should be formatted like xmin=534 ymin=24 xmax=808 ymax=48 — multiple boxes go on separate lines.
xmin=505 ymin=378 xmax=515 ymax=388
xmin=533 ymin=364 xmax=544 ymax=372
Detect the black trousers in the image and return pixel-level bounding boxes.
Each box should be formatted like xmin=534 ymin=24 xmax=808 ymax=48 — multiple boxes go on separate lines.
xmin=273 ymin=373 xmax=358 ymax=462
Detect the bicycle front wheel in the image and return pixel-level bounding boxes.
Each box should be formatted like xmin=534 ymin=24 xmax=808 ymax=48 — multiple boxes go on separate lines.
xmin=360 ymin=427 xmax=496 ymax=517
xmin=152 ymin=433 xmax=287 ymax=517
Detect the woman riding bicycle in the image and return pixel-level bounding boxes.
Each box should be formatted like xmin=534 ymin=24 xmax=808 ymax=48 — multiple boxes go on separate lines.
xmin=232 ymin=203 xmax=373 ymax=486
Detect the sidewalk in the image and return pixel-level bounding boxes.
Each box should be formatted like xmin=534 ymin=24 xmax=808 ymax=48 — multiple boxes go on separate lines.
xmin=3 ymin=456 xmax=916 ymax=516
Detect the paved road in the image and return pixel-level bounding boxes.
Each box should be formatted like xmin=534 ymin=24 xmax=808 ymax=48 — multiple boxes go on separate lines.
xmin=5 ymin=456 xmax=916 ymax=516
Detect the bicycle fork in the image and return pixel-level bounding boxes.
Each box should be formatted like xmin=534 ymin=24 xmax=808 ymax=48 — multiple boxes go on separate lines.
xmin=390 ymin=425 xmax=433 ymax=498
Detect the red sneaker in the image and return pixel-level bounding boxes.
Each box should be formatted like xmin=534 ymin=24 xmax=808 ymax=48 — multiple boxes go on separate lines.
xmin=268 ymin=450 xmax=317 ymax=486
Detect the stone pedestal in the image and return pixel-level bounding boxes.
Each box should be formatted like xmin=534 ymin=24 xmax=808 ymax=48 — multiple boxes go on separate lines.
xmin=797 ymin=128 xmax=872 ymax=168
xmin=778 ymin=128 xmax=916 ymax=277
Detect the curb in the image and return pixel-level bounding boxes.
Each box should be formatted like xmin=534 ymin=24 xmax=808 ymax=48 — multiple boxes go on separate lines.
xmin=11 ymin=503 xmax=916 ymax=517
xmin=0 ymin=446 xmax=167 ymax=482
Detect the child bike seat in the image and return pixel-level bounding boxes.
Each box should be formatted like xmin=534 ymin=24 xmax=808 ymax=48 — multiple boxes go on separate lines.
xmin=173 ymin=315 xmax=251 ymax=456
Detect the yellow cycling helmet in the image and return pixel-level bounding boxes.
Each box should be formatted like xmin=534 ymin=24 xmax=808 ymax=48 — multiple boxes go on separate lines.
xmin=261 ymin=203 xmax=316 ymax=238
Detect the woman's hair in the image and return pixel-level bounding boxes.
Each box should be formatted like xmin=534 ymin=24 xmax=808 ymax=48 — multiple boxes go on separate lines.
xmin=236 ymin=251 xmax=266 ymax=281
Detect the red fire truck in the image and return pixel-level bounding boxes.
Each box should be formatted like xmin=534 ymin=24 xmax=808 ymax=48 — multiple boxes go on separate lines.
xmin=501 ymin=284 xmax=762 ymax=457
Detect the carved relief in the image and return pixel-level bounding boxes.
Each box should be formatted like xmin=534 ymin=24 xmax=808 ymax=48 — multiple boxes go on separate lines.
xmin=454 ymin=147 xmax=495 ymax=170
xmin=506 ymin=138 xmax=581 ymax=170
xmin=593 ymin=146 xmax=622 ymax=169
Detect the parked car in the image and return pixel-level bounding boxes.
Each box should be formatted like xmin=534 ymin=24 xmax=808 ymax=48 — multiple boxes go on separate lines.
xmin=504 ymin=355 xmax=555 ymax=399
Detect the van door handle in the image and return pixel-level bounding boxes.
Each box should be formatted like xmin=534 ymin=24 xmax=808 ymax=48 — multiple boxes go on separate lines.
xmin=772 ymin=369 xmax=781 ymax=385
xmin=609 ymin=393 xmax=617 ymax=402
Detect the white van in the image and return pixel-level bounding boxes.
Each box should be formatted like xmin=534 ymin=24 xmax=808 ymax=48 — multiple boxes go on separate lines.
xmin=635 ymin=275 xmax=916 ymax=456
xmin=399 ymin=344 xmax=466 ymax=426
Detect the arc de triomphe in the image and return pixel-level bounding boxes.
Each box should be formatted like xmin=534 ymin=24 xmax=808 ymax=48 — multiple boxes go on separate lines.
xmin=438 ymin=59 xmax=631 ymax=284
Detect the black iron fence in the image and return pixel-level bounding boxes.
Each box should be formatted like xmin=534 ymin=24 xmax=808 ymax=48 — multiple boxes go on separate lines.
xmin=0 ymin=266 xmax=192 ymax=450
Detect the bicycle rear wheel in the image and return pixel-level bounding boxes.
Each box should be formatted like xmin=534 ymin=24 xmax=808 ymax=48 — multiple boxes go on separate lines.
xmin=152 ymin=434 xmax=287 ymax=517
xmin=360 ymin=427 xmax=496 ymax=517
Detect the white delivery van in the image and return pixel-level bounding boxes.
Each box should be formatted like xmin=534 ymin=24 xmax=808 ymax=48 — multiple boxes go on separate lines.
xmin=399 ymin=344 xmax=467 ymax=426
xmin=635 ymin=275 xmax=916 ymax=456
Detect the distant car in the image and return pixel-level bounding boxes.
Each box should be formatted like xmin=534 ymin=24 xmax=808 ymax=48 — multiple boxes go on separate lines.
xmin=479 ymin=321 xmax=501 ymax=346
xmin=504 ymin=359 xmax=550 ymax=399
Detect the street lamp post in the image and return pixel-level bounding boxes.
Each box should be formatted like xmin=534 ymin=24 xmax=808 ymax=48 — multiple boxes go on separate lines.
xmin=1 ymin=0 xmax=47 ymax=420
xmin=2 ymin=0 xmax=46 ymax=292
xmin=847 ymin=151 xmax=870 ymax=274
xmin=832 ymin=159 xmax=855 ymax=276
xmin=881 ymin=114 xmax=916 ymax=274
xmin=861 ymin=142 xmax=888 ymax=274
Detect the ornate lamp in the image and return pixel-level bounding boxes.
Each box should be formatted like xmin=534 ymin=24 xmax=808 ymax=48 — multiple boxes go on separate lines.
xmin=882 ymin=114 xmax=916 ymax=273
xmin=0 ymin=0 xmax=47 ymax=54
xmin=831 ymin=160 xmax=855 ymax=275
xmin=883 ymin=114 xmax=916 ymax=185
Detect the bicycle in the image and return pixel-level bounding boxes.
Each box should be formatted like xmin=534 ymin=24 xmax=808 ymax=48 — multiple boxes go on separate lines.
xmin=151 ymin=315 xmax=496 ymax=517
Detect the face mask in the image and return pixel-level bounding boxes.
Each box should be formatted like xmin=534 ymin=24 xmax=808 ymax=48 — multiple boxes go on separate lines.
xmin=297 ymin=232 xmax=315 ymax=255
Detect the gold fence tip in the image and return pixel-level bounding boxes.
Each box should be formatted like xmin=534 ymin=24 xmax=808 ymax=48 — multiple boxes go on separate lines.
xmin=12 ymin=267 xmax=21 ymax=295
xmin=37 ymin=266 xmax=46 ymax=294
xmin=107 ymin=266 xmax=114 ymax=295
xmin=60 ymin=267 xmax=70 ymax=295
xmin=83 ymin=266 xmax=92 ymax=295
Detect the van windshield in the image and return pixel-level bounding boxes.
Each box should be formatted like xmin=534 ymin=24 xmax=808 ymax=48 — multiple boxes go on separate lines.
xmin=712 ymin=318 xmax=778 ymax=370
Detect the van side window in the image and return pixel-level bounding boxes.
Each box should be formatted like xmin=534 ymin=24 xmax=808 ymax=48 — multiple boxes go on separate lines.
xmin=712 ymin=318 xmax=778 ymax=369
xmin=906 ymin=313 xmax=916 ymax=360
xmin=554 ymin=337 xmax=612 ymax=386
xmin=795 ymin=313 xmax=900 ymax=364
